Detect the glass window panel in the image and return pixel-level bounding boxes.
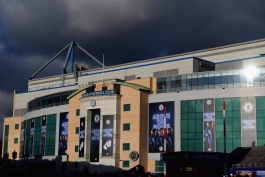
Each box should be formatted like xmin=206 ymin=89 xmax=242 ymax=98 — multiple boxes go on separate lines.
xmin=181 ymin=113 xmax=188 ymax=120
xmin=257 ymin=110 xmax=265 ymax=118
xmin=256 ymin=96 xmax=265 ymax=110
xmin=216 ymin=139 xmax=224 ymax=152
xmin=216 ymin=131 xmax=224 ymax=139
xmin=170 ymin=76 xmax=176 ymax=89
xmin=240 ymin=70 xmax=247 ymax=87
xmin=123 ymin=161 xmax=130 ymax=168
xmin=196 ymin=112 xmax=203 ymax=120
xmin=188 ymin=113 xmax=195 ymax=120
xmin=232 ymin=111 xmax=241 ymax=118
xmin=181 ymin=75 xmax=187 ymax=89
xmin=215 ymin=99 xmax=223 ymax=112
xmin=257 ymin=132 xmax=265 ymax=139
xmin=188 ymin=100 xmax=196 ymax=112
xmin=257 ymin=139 xmax=265 ymax=146
xmin=203 ymin=72 xmax=209 ymax=89
xmin=189 ymin=140 xmax=196 ymax=151
xmin=187 ymin=74 xmax=192 ymax=90
xmin=215 ymin=111 xmax=223 ymax=119
xmin=181 ymin=140 xmax=189 ymax=151
xmin=226 ymin=118 xmax=232 ymax=131
xmin=195 ymin=100 xmax=203 ymax=112
xmin=232 ymin=139 xmax=241 ymax=150
xmin=166 ymin=77 xmax=171 ymax=90
xmin=226 ymin=132 xmax=233 ymax=138
xmin=195 ymin=140 xmax=203 ymax=152
xmin=216 ymin=119 xmax=223 ymax=132
xmin=188 ymin=133 xmax=196 ymax=139
xmin=209 ymin=71 xmax=215 ymax=87
xmin=225 ymin=111 xmax=232 ymax=118
xmin=198 ymin=73 xmax=203 ymax=89
xmin=124 ymin=104 xmax=130 ymax=111
xmin=232 ymin=98 xmax=241 ymax=110
xmin=123 ymin=123 xmax=130 ymax=131
xmin=181 ymin=120 xmax=189 ymax=133
xmin=181 ymin=101 xmax=188 ymax=113
xmin=195 ymin=119 xmax=203 ymax=132
xmin=196 ymin=133 xmax=203 ymax=139
xmin=188 ymin=120 xmax=195 ymax=132
xmin=181 ymin=133 xmax=189 ymax=139
xmin=232 ymin=118 xmax=241 ymax=131
xmin=215 ymin=71 xmax=221 ymax=86
xmin=226 ymin=139 xmax=233 ymax=152
xmin=257 ymin=118 xmax=265 ymax=131
xmin=192 ymin=73 xmax=198 ymax=90
xmin=221 ymin=71 xmax=228 ymax=87
xmin=123 ymin=143 xmax=130 ymax=150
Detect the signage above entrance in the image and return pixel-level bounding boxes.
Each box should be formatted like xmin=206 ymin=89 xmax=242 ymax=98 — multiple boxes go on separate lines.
xmin=81 ymin=90 xmax=116 ymax=98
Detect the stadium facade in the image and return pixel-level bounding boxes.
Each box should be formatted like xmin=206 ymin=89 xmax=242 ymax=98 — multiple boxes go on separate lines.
xmin=2 ymin=38 xmax=265 ymax=174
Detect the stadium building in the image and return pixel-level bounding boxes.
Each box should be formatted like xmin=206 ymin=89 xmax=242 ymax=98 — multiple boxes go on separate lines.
xmin=2 ymin=39 xmax=265 ymax=175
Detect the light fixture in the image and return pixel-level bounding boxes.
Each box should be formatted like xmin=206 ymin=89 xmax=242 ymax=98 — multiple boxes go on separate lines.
xmin=243 ymin=66 xmax=258 ymax=78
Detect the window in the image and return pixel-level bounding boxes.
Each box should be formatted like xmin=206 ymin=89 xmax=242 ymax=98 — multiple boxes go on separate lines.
xmin=123 ymin=160 xmax=130 ymax=168
xmin=123 ymin=123 xmax=130 ymax=131
xmin=14 ymin=138 xmax=18 ymax=144
xmin=155 ymin=161 xmax=164 ymax=172
xmin=123 ymin=143 xmax=130 ymax=150
xmin=76 ymin=109 xmax=80 ymax=116
xmin=124 ymin=104 xmax=130 ymax=111
xmin=15 ymin=124 xmax=19 ymax=129
xmin=76 ymin=127 xmax=79 ymax=134
xmin=75 ymin=145 xmax=79 ymax=152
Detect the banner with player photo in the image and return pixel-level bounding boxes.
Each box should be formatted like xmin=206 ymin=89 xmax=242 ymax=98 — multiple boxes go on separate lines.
xmin=203 ymin=98 xmax=215 ymax=152
xmin=59 ymin=112 xmax=68 ymax=155
xmin=148 ymin=101 xmax=175 ymax=153
xmin=29 ymin=118 xmax=34 ymax=157
xmin=20 ymin=121 xmax=26 ymax=158
xmin=41 ymin=115 xmax=46 ymax=156
xmin=79 ymin=117 xmax=85 ymax=157
xmin=102 ymin=115 xmax=114 ymax=156
xmin=90 ymin=109 xmax=100 ymax=161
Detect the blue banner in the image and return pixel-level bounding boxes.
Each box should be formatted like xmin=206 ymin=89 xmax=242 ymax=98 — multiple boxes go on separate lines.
xmin=41 ymin=115 xmax=46 ymax=156
xmin=102 ymin=115 xmax=114 ymax=156
xmin=29 ymin=118 xmax=34 ymax=157
xmin=20 ymin=121 xmax=26 ymax=158
xmin=79 ymin=117 xmax=85 ymax=157
xmin=203 ymin=99 xmax=215 ymax=152
xmin=90 ymin=109 xmax=100 ymax=161
xmin=149 ymin=101 xmax=174 ymax=153
xmin=59 ymin=112 xmax=68 ymax=155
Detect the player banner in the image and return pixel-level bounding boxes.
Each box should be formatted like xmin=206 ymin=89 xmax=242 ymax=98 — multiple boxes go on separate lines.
xmin=79 ymin=117 xmax=85 ymax=157
xmin=203 ymin=99 xmax=215 ymax=152
xmin=59 ymin=112 xmax=68 ymax=155
xmin=90 ymin=109 xmax=100 ymax=161
xmin=102 ymin=115 xmax=114 ymax=156
xmin=29 ymin=118 xmax=34 ymax=157
xmin=41 ymin=115 xmax=46 ymax=156
xmin=148 ymin=101 xmax=175 ymax=153
xmin=20 ymin=121 xmax=26 ymax=158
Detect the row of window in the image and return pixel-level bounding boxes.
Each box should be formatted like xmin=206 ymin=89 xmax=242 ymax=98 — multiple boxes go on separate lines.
xmin=75 ymin=104 xmax=131 ymax=117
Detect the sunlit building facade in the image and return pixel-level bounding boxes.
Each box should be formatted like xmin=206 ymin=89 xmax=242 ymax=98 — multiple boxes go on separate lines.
xmin=3 ymin=38 xmax=265 ymax=174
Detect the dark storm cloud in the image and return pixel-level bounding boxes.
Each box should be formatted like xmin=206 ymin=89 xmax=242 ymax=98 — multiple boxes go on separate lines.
xmin=1 ymin=0 xmax=265 ymax=138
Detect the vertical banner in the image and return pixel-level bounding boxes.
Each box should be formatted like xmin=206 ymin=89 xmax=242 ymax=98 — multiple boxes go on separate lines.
xmin=102 ymin=115 xmax=114 ymax=156
xmin=90 ymin=109 xmax=100 ymax=161
xmin=241 ymin=97 xmax=256 ymax=147
xmin=29 ymin=118 xmax=34 ymax=157
xmin=148 ymin=101 xmax=175 ymax=153
xmin=203 ymin=98 xmax=215 ymax=152
xmin=79 ymin=117 xmax=85 ymax=157
xmin=59 ymin=112 xmax=68 ymax=155
xmin=41 ymin=115 xmax=46 ymax=156
xmin=20 ymin=121 xmax=26 ymax=158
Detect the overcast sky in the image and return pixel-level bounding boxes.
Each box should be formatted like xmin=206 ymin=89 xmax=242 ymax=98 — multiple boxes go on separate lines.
xmin=1 ymin=0 xmax=265 ymax=139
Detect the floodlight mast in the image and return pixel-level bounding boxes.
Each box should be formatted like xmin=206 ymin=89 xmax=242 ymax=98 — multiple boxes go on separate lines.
xmin=29 ymin=40 xmax=105 ymax=87
xmin=29 ymin=43 xmax=70 ymax=80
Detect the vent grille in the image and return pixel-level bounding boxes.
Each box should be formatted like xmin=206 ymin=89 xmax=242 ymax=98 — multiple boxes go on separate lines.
xmin=153 ymin=71 xmax=166 ymax=78
xmin=166 ymin=69 xmax=178 ymax=76
xmin=125 ymin=75 xmax=136 ymax=80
